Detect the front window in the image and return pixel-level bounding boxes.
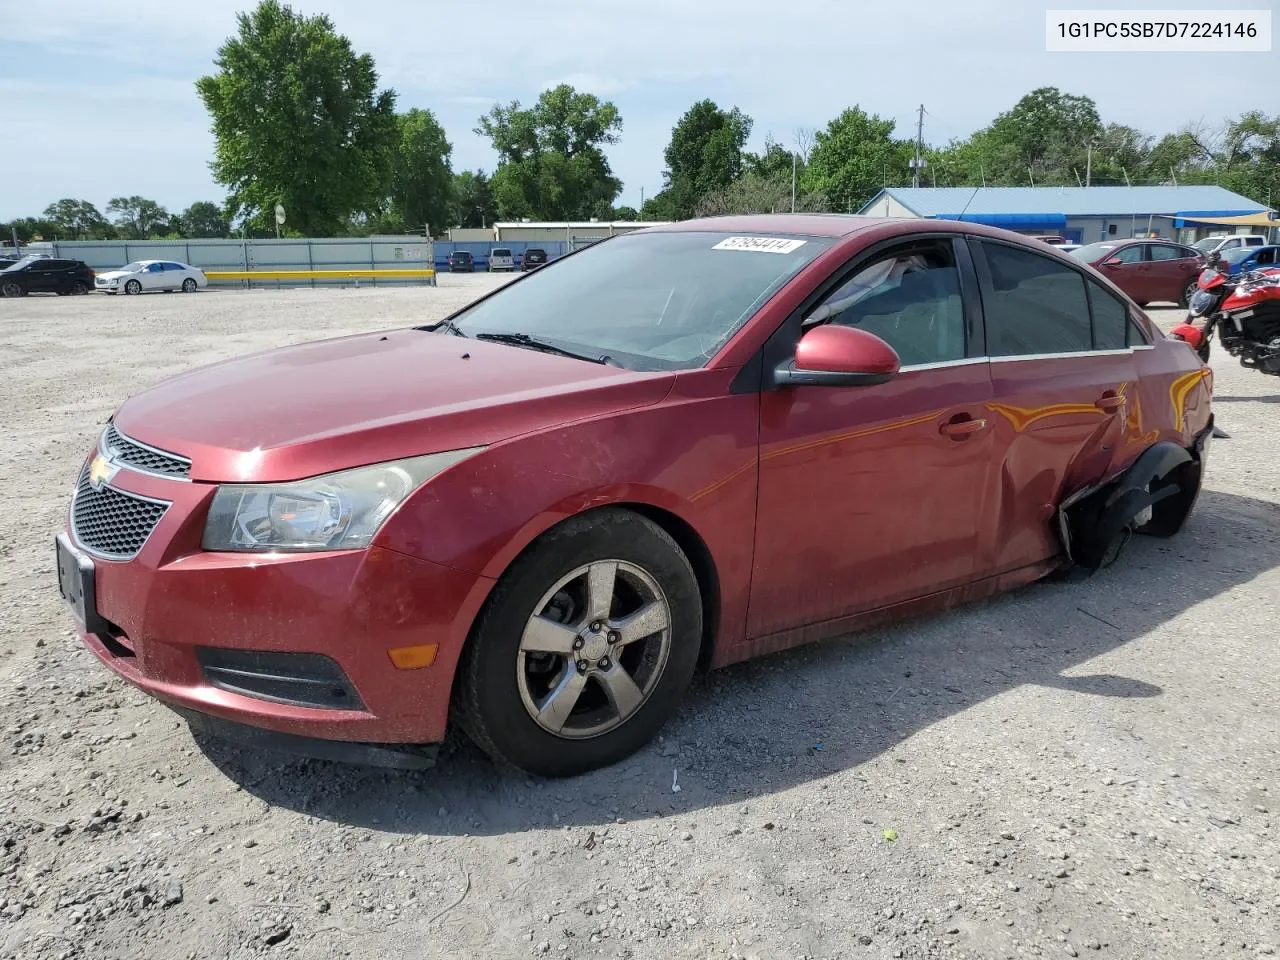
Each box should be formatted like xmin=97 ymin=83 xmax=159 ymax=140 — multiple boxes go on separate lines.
xmin=448 ymin=230 xmax=834 ymax=371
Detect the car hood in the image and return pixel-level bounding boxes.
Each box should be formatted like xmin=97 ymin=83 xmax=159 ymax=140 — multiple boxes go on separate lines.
xmin=96 ymin=270 xmax=134 ymax=281
xmin=111 ymin=328 xmax=674 ymax=483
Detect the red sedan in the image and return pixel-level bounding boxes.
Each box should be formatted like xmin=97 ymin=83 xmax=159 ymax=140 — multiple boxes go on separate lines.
xmin=1070 ymin=238 xmax=1205 ymax=308
xmin=55 ymin=215 xmax=1214 ymax=778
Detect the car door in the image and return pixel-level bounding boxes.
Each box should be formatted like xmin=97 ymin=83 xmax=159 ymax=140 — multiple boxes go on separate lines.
xmin=1145 ymin=243 xmax=1193 ymax=303
xmin=748 ymin=235 xmax=996 ymax=637
xmin=142 ymin=262 xmax=165 ymax=290
xmin=25 ymin=260 xmax=59 ymax=293
xmin=1096 ymin=243 xmax=1148 ymax=302
xmin=972 ymin=238 xmax=1142 ymax=575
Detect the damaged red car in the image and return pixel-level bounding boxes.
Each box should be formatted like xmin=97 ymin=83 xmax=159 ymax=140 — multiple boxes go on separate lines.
xmin=55 ymin=215 xmax=1214 ymax=778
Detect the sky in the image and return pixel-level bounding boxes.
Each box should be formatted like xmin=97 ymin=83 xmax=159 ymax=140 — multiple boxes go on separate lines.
xmin=0 ymin=0 xmax=1276 ymax=221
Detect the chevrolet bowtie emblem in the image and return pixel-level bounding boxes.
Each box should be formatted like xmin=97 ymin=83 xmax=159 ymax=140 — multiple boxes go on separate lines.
xmin=88 ymin=453 xmax=118 ymax=491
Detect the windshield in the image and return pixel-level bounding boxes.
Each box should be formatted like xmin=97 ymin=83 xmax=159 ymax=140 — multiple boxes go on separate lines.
xmin=1070 ymin=242 xmax=1120 ymax=263
xmin=0 ymin=256 xmax=37 ymax=271
xmin=1192 ymin=237 xmax=1223 ymax=252
xmin=448 ymin=230 xmax=834 ymax=371
xmin=117 ymin=261 xmax=148 ymax=272
xmin=1220 ymin=247 xmax=1253 ymax=264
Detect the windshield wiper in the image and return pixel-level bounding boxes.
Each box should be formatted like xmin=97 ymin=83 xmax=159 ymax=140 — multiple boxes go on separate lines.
xmin=472 ymin=331 xmax=617 ymax=366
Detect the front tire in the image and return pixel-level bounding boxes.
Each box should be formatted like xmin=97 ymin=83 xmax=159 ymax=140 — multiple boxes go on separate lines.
xmin=124 ymin=279 xmax=141 ymax=295
xmin=1 ymin=281 xmax=24 ymax=298
xmin=455 ymin=508 xmax=702 ymax=777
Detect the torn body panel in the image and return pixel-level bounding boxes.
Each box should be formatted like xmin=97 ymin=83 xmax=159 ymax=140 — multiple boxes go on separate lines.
xmin=1057 ymin=416 xmax=1212 ymax=572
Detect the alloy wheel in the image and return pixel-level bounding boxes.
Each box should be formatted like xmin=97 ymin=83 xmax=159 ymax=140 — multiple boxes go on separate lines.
xmin=1 ymin=281 xmax=23 ymax=298
xmin=516 ymin=559 xmax=672 ymax=739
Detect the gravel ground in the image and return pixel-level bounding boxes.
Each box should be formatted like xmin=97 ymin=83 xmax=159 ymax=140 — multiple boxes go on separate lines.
xmin=1 ymin=280 xmax=1278 ymax=960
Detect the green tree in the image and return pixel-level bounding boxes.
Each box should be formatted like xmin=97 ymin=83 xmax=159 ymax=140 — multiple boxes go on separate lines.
xmin=1218 ymin=112 xmax=1280 ymax=206
xmin=389 ymin=108 xmax=454 ymax=235
xmin=984 ymin=87 xmax=1102 ymax=184
xmin=476 ymin=84 xmax=623 ymax=220
xmin=107 ymin=195 xmax=171 ymax=238
xmin=2 ymin=216 xmax=61 ymax=243
xmin=452 ymin=170 xmax=496 ymax=228
xmin=655 ymin=99 xmax=753 ymax=219
xmin=801 ymin=107 xmax=912 ymax=211
xmin=41 ymin=199 xmax=113 ymax=239
xmin=180 ymin=201 xmax=231 ymax=238
xmin=195 ymin=0 xmax=398 ymax=236
xmin=611 ymin=205 xmax=639 ymax=221
xmin=695 ymin=171 xmax=827 ymax=217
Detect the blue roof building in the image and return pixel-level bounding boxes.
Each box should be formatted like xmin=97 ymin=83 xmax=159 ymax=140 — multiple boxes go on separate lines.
xmin=857 ymin=186 xmax=1269 ymax=244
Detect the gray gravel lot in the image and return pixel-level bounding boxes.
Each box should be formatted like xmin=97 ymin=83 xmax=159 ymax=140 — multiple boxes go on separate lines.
xmin=1 ymin=279 xmax=1278 ymax=960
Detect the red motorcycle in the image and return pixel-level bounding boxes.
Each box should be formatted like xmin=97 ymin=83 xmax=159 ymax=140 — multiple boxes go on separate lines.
xmin=1172 ymin=252 xmax=1280 ymax=373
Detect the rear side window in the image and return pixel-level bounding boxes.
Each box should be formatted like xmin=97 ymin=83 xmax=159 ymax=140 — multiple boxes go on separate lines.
xmin=1087 ymin=281 xmax=1128 ymax=350
xmin=979 ymin=242 xmax=1092 ymax=356
xmin=1147 ymin=245 xmax=1182 ymax=262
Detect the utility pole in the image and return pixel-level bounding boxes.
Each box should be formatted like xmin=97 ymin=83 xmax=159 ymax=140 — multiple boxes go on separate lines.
xmin=640 ymin=186 xmax=645 ymax=211
xmin=912 ymin=104 xmax=925 ymax=189
xmin=1085 ymin=143 xmax=1092 ymax=187
xmin=791 ymin=151 xmax=797 ymax=213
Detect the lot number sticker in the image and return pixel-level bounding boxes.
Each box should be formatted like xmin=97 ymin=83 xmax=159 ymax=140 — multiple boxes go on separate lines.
xmin=712 ymin=236 xmax=807 ymax=254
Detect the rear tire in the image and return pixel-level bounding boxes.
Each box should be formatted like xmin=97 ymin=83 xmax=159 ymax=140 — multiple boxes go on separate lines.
xmin=182 ymin=278 xmax=197 ymax=292
xmin=69 ymin=281 xmax=88 ymax=295
xmin=1180 ymin=279 xmax=1198 ymax=308
xmin=454 ymin=508 xmax=702 ymax=778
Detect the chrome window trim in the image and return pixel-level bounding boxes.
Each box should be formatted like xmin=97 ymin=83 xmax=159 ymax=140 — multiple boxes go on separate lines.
xmin=101 ymin=422 xmax=192 ymax=483
xmin=990 ymin=346 xmax=1149 ymax=363
xmin=899 ymin=356 xmax=990 ymax=373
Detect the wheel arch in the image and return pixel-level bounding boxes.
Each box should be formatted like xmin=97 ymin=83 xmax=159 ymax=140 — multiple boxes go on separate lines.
xmin=1058 ymin=434 xmax=1205 ymax=571
xmin=462 ymin=498 xmax=723 ymax=678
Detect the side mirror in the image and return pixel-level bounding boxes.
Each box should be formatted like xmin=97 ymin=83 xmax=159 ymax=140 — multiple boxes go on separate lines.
xmin=773 ymin=324 xmax=900 ymax=388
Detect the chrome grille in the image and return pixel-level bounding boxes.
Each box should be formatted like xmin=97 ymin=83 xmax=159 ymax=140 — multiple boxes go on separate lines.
xmin=71 ymin=466 xmax=170 ymax=560
xmin=103 ymin=423 xmax=190 ymax=479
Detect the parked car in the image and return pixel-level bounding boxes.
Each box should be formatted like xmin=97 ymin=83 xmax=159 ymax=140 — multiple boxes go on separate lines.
xmin=488 ymin=247 xmax=515 ymax=272
xmin=447 ymin=251 xmax=474 ymax=273
xmin=522 ymin=247 xmax=549 ymax=271
xmin=56 ymin=215 xmax=1213 ymax=779
xmin=1070 ymin=238 xmax=1204 ymax=307
xmin=1057 ymin=243 xmax=1081 ymax=254
xmin=1031 ymin=234 xmax=1068 ymax=246
xmin=0 ymin=256 xmax=95 ymax=297
xmin=1215 ymin=244 xmax=1280 ymax=277
xmin=1192 ymin=234 xmax=1268 ymax=256
xmin=95 ymin=259 xmax=207 ymax=295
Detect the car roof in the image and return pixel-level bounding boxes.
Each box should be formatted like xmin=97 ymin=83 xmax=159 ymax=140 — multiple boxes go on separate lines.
xmin=641 ymin=214 xmax=891 ymax=238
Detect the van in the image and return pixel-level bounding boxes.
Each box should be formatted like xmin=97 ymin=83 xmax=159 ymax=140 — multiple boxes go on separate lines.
xmin=488 ymin=247 xmax=514 ymax=272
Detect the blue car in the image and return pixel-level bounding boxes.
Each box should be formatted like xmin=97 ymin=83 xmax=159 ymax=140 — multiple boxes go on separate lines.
xmin=1218 ymin=244 xmax=1280 ymax=276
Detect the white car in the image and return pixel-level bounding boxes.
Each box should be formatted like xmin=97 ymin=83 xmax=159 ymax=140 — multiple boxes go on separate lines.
xmin=95 ymin=259 xmax=208 ymax=295
xmin=487 ymin=247 xmax=515 ymax=272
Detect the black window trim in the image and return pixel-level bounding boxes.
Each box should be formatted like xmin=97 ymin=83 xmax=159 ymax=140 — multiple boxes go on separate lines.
xmin=967 ymin=235 xmax=1154 ymax=360
xmin=734 ymin=233 xmax=985 ymax=395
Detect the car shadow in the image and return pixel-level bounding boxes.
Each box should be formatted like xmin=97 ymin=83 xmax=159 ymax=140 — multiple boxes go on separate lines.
xmin=193 ymin=487 xmax=1280 ymax=837
xmin=1211 ymin=394 xmax=1280 ymax=404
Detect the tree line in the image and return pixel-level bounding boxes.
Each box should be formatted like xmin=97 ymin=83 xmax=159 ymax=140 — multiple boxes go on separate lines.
xmin=5 ymin=0 xmax=1277 ymax=244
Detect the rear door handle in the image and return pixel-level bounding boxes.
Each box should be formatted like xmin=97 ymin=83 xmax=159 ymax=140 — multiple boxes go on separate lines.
xmin=1095 ymin=394 xmax=1125 ymax=411
xmin=939 ymin=417 xmax=988 ymax=438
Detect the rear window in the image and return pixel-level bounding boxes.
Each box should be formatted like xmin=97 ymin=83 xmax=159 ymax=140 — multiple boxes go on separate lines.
xmin=1070 ymin=242 xmax=1120 ymax=264
xmin=492 ymin=248 xmax=512 ymax=257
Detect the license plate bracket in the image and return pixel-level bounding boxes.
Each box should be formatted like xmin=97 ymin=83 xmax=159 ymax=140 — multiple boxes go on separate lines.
xmin=55 ymin=533 xmax=109 ymax=636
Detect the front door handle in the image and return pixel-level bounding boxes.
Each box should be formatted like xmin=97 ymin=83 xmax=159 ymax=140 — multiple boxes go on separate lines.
xmin=939 ymin=416 xmax=988 ymax=439
xmin=1095 ymin=393 xmax=1125 ymax=411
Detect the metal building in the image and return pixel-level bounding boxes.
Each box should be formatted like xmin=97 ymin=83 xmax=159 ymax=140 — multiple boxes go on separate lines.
xmin=856 ymin=186 xmax=1274 ymax=245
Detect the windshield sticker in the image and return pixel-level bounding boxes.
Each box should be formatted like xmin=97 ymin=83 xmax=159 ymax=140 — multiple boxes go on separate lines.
xmin=712 ymin=236 xmax=807 ymax=254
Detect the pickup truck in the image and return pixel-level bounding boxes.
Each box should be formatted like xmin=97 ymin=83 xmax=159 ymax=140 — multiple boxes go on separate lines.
xmin=1192 ymin=234 xmax=1269 ymax=255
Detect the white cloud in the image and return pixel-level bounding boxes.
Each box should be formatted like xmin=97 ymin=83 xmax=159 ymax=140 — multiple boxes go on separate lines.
xmin=1 ymin=0 xmax=1276 ymax=217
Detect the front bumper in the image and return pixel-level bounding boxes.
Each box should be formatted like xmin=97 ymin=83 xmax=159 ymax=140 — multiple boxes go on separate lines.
xmin=58 ymin=460 xmax=495 ymax=751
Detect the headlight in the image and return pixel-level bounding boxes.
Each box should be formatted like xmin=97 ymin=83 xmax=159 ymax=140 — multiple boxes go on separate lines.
xmin=201 ymin=448 xmax=484 ymax=552
xmin=1188 ymin=290 xmax=1214 ymax=318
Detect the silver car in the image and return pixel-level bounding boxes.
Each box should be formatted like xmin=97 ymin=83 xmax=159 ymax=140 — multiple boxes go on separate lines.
xmin=95 ymin=259 xmax=208 ymax=295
